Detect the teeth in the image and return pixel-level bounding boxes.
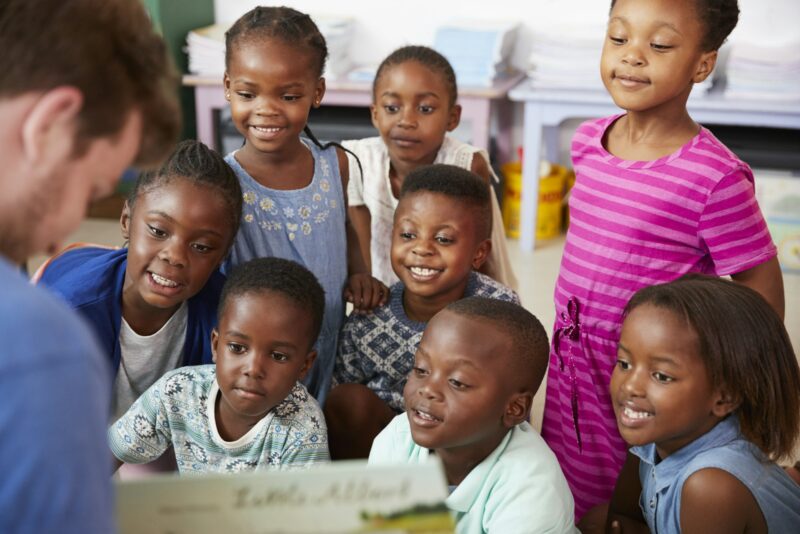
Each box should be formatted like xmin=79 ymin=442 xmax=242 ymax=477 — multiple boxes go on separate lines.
xmin=416 ymin=410 xmax=437 ymax=421
xmin=151 ymin=272 xmax=178 ymax=288
xmin=253 ymin=126 xmax=280 ymax=133
xmin=623 ymin=406 xmax=652 ymax=420
xmin=410 ymin=266 xmax=439 ymax=277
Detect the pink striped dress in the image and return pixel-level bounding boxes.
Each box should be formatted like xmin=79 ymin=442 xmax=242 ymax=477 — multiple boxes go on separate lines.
xmin=541 ymin=115 xmax=777 ymax=519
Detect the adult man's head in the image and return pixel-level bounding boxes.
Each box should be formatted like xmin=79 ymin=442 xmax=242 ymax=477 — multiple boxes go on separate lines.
xmin=0 ymin=0 xmax=180 ymax=263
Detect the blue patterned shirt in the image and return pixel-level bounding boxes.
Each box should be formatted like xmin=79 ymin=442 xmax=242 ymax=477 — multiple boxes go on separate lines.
xmin=333 ymin=272 xmax=519 ymax=411
xmin=109 ymin=365 xmax=329 ymax=473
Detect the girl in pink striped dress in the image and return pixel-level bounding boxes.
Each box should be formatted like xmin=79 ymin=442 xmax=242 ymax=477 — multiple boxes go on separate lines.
xmin=541 ymin=0 xmax=785 ymax=521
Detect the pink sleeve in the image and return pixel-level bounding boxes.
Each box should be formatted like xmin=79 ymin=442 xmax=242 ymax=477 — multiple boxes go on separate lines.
xmin=698 ymin=166 xmax=777 ymax=276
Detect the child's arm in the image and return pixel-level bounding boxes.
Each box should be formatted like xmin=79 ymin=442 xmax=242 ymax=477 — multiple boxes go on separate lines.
xmin=679 ymin=468 xmax=765 ymax=533
xmin=336 ymin=147 xmax=388 ymax=312
xmin=605 ymin=452 xmax=649 ymax=534
xmin=730 ymin=256 xmax=785 ymax=320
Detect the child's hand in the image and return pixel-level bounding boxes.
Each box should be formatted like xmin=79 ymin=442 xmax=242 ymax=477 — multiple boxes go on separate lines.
xmin=345 ymin=274 xmax=388 ymax=313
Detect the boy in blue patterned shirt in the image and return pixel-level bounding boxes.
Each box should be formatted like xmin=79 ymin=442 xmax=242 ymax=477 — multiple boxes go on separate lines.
xmin=326 ymin=164 xmax=519 ymax=459
xmin=109 ymin=258 xmax=330 ymax=473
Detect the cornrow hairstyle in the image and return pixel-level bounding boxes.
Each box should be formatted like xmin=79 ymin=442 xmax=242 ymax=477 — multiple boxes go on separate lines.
xmin=224 ymin=5 xmax=364 ymax=182
xmin=625 ymin=274 xmax=800 ymax=461
xmin=219 ymin=257 xmax=326 ymax=345
xmin=400 ymin=164 xmax=493 ymax=240
xmin=445 ymin=297 xmax=550 ymax=392
xmin=128 ymin=139 xmax=243 ymax=238
xmin=609 ymin=0 xmax=739 ymax=51
xmin=373 ymin=45 xmax=458 ymax=107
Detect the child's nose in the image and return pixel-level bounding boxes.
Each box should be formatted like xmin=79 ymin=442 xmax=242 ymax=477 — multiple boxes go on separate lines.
xmin=243 ymin=354 xmax=266 ymax=379
xmin=622 ymin=368 xmax=646 ymax=396
xmin=254 ymin=96 xmax=279 ymax=116
xmin=159 ymin=240 xmax=187 ymax=267
xmin=398 ymin=108 xmax=418 ymax=128
xmin=622 ymin=43 xmax=647 ymax=67
xmin=412 ymin=239 xmax=435 ymax=256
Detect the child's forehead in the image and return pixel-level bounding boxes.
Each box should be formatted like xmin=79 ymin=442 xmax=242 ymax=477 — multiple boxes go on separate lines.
xmin=398 ymin=190 xmax=469 ymax=214
xmin=425 ymin=311 xmax=508 ymax=362
xmin=376 ymin=60 xmax=451 ymax=95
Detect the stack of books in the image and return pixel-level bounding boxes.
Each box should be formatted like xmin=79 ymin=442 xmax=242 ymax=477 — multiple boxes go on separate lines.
xmin=433 ymin=21 xmax=519 ymax=88
xmin=723 ymin=40 xmax=800 ymax=101
xmin=526 ymin=26 xmax=605 ymax=91
xmin=185 ymin=16 xmax=355 ymax=80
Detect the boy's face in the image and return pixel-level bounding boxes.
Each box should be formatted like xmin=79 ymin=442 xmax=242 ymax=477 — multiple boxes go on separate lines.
xmin=371 ymin=61 xmax=460 ymax=170
xmin=120 ymin=179 xmax=232 ymax=318
xmin=391 ymin=191 xmax=489 ymax=304
xmin=600 ymin=0 xmax=715 ymax=114
xmin=224 ymin=38 xmax=324 ymax=156
xmin=212 ymin=290 xmax=316 ymax=432
xmin=610 ymin=304 xmax=731 ymax=459
xmin=403 ymin=310 xmax=527 ymax=457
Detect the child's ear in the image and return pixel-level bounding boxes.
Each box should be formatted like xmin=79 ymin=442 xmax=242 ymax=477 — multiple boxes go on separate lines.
xmin=298 ymin=350 xmax=317 ymax=380
xmin=210 ymin=328 xmax=219 ymax=364
xmin=471 ymin=238 xmax=492 ymax=270
xmin=313 ymin=78 xmax=326 ymax=109
xmin=503 ymin=391 xmax=533 ymax=428
xmin=693 ymin=50 xmax=717 ymax=84
xmin=711 ymin=387 xmax=739 ymax=418
xmin=223 ymin=72 xmax=231 ymax=101
xmin=446 ymin=103 xmax=462 ymax=132
xmin=370 ymin=104 xmax=379 ymax=128
xmin=120 ymin=200 xmax=132 ymax=240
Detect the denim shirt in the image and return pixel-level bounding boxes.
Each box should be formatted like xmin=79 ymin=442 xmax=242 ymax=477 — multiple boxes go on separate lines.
xmin=631 ymin=415 xmax=800 ymax=533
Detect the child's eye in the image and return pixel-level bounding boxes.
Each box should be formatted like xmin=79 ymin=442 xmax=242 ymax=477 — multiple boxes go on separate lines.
xmin=615 ymin=358 xmax=631 ymax=371
xmin=271 ymin=352 xmax=289 ymax=362
xmin=227 ymin=343 xmax=247 ymax=354
xmin=236 ymin=91 xmax=254 ymax=100
xmin=651 ymin=43 xmax=673 ymax=51
xmin=147 ymin=225 xmax=167 ymax=238
xmin=418 ymin=105 xmax=434 ymax=114
xmin=383 ymin=105 xmax=400 ymax=114
xmin=448 ymin=378 xmax=469 ymax=390
xmin=609 ymin=35 xmax=626 ymax=45
xmin=412 ymin=366 xmax=428 ymax=377
xmin=282 ymin=94 xmax=301 ymax=102
xmin=192 ymin=243 xmax=212 ymax=254
xmin=435 ymin=235 xmax=453 ymax=245
xmin=400 ymin=231 xmax=415 ymax=240
xmin=652 ymin=371 xmax=674 ymax=384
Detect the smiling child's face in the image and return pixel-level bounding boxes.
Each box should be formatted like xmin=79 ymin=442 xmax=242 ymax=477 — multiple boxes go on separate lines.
xmin=610 ymin=303 xmax=731 ymax=459
xmin=391 ymin=191 xmax=489 ymax=307
xmin=371 ymin=60 xmax=460 ymax=171
xmin=403 ymin=310 xmax=522 ymax=460
xmin=212 ymin=290 xmax=316 ymax=437
xmin=121 ymin=179 xmax=233 ymax=320
xmin=600 ymin=0 xmax=715 ymax=114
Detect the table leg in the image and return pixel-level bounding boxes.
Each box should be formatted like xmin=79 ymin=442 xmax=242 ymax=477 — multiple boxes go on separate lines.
xmin=520 ymin=103 xmax=543 ymax=252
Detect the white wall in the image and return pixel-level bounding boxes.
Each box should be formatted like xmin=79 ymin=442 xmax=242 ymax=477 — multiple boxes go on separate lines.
xmin=215 ymin=0 xmax=800 ymax=71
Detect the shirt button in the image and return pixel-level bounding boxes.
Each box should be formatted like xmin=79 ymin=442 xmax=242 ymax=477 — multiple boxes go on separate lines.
xmin=649 ymin=499 xmax=656 ymax=509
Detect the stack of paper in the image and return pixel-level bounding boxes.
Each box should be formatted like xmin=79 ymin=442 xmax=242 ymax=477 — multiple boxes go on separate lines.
xmin=185 ymin=16 xmax=355 ymax=80
xmin=723 ymin=40 xmax=800 ymax=101
xmin=433 ymin=21 xmax=519 ymax=87
xmin=527 ymin=27 xmax=605 ymax=91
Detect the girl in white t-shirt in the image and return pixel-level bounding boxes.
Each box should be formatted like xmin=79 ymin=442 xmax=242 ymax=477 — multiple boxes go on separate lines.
xmin=343 ymin=46 xmax=517 ymax=290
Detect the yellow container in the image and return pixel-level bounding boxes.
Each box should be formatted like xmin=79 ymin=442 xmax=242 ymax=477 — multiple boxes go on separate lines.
xmin=502 ymin=161 xmax=566 ymax=240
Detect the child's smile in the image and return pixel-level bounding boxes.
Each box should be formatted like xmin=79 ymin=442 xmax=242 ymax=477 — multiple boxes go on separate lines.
xmin=610 ymin=303 xmax=728 ymax=459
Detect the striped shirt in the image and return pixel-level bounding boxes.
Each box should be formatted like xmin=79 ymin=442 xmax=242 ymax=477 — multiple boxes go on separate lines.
xmin=541 ymin=115 xmax=777 ymax=518
xmin=109 ymin=365 xmax=329 ymax=473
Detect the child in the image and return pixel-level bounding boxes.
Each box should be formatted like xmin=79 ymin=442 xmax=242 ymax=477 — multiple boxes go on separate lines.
xmin=38 ymin=140 xmax=242 ymax=420
xmin=222 ymin=6 xmax=385 ymax=404
xmin=605 ymin=274 xmax=800 ymax=533
xmin=370 ymin=297 xmax=577 ymax=533
xmin=342 ymin=45 xmax=517 ymax=290
xmin=326 ymin=164 xmax=519 ymax=459
xmin=109 ymin=257 xmax=329 ymax=473
xmin=542 ymin=0 xmax=785 ymax=518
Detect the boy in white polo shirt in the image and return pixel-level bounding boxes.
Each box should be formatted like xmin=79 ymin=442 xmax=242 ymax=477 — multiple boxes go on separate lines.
xmin=369 ymin=297 xmax=577 ymax=533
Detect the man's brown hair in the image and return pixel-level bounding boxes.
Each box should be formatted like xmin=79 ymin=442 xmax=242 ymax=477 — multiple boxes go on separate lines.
xmin=0 ymin=0 xmax=180 ymax=167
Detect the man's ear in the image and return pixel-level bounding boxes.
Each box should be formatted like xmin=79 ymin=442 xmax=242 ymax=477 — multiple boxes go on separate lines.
xmin=503 ymin=391 xmax=533 ymax=428
xmin=120 ymin=200 xmax=132 ymax=240
xmin=711 ymin=388 xmax=739 ymax=418
xmin=211 ymin=328 xmax=219 ymax=364
xmin=446 ymin=103 xmax=462 ymax=132
xmin=21 ymin=86 xmax=83 ymax=166
xmin=299 ymin=350 xmax=317 ymax=380
xmin=471 ymin=238 xmax=492 ymax=270
xmin=693 ymin=50 xmax=718 ymax=84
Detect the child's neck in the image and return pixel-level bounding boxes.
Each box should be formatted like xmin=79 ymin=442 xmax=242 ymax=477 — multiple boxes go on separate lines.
xmin=435 ymin=428 xmax=510 ymax=486
xmin=236 ymin=138 xmax=314 ymax=191
xmin=388 ymin=156 xmax=436 ymax=199
xmin=605 ymin=106 xmax=699 ymax=161
xmin=402 ymin=279 xmax=470 ymax=323
xmin=121 ymin=297 xmax=180 ymax=337
xmin=215 ymin=391 xmax=260 ymax=442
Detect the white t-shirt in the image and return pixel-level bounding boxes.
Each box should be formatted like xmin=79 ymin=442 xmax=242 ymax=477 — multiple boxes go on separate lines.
xmin=112 ymin=302 xmax=187 ymax=420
